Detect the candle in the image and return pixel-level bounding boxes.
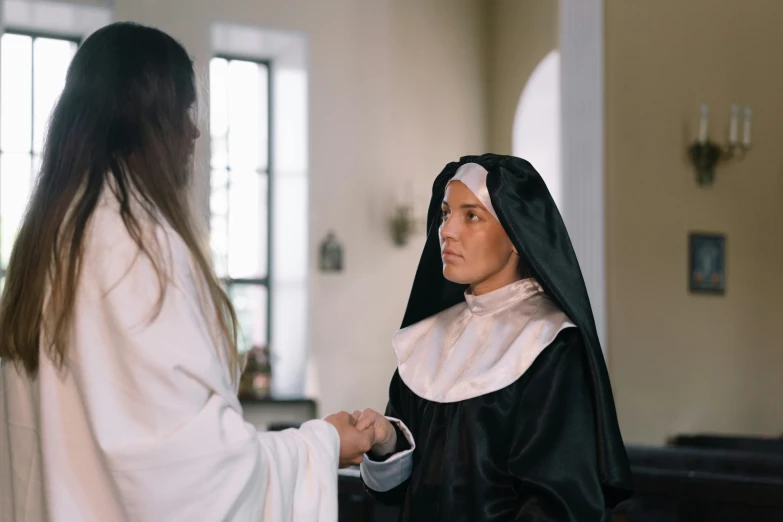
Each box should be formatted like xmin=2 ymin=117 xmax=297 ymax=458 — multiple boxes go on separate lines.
xmin=742 ymin=107 xmax=752 ymax=147
xmin=699 ymin=104 xmax=709 ymax=144
xmin=729 ymin=104 xmax=739 ymax=145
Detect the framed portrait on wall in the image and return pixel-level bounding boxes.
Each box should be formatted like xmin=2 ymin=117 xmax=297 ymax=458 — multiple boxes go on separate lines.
xmin=689 ymin=232 xmax=725 ymax=295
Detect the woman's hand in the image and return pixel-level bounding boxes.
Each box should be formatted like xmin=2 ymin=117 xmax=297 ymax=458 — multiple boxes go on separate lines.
xmin=353 ymin=408 xmax=398 ymax=457
xmin=324 ymin=411 xmax=375 ymax=468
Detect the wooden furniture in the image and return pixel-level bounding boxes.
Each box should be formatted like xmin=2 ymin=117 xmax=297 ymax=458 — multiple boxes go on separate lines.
xmin=668 ymin=433 xmax=783 ymax=455
xmin=336 ymin=446 xmax=783 ymax=522
xmin=240 ymin=397 xmax=317 ymax=431
xmin=615 ymin=445 xmax=783 ymax=522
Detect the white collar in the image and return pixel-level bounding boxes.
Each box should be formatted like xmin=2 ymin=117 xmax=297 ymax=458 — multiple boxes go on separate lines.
xmin=393 ymin=279 xmax=575 ymax=403
xmin=463 ymin=278 xmax=542 ymax=315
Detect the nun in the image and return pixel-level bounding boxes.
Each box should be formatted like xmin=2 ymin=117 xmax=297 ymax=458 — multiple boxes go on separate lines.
xmin=354 ymin=154 xmax=632 ymax=521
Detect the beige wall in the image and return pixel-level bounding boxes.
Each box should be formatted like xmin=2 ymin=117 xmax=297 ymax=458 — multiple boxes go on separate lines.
xmin=18 ymin=0 xmax=782 ymax=446
xmin=605 ymin=0 xmax=783 ymax=444
xmin=486 ymin=0 xmax=558 ymax=154
xmin=113 ymin=0 xmax=488 ymax=417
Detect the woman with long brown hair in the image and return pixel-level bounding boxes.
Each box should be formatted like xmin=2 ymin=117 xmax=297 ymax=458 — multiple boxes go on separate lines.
xmin=0 ymin=22 xmax=370 ymax=522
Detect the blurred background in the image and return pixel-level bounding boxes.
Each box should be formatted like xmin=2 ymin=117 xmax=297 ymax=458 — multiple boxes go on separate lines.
xmin=1 ymin=1 xmax=781 ymax=520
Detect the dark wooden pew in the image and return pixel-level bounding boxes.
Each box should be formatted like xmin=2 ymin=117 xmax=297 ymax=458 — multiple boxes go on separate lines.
xmin=616 ymin=445 xmax=783 ymax=522
xmin=628 ymin=444 xmax=783 ymax=478
xmin=337 ymin=445 xmax=783 ymax=521
xmin=668 ymin=433 xmax=783 ymax=456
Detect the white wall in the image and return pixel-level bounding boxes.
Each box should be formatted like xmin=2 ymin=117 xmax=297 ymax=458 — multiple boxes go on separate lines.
xmin=109 ymin=0 xmax=488 ymax=416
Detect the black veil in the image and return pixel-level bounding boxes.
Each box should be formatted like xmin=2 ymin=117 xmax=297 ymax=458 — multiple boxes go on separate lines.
xmin=400 ymin=153 xmax=632 ymax=505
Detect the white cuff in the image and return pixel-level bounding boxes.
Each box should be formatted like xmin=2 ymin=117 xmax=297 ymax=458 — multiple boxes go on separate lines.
xmin=359 ymin=417 xmax=415 ymax=493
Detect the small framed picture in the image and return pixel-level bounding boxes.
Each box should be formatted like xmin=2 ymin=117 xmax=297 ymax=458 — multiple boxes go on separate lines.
xmin=689 ymin=232 xmax=725 ymax=295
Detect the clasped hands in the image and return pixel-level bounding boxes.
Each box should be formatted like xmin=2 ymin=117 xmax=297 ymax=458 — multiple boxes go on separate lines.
xmin=324 ymin=408 xmax=397 ymax=468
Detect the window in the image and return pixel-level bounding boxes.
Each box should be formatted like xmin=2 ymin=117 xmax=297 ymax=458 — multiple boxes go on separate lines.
xmin=211 ymin=24 xmax=309 ymax=397
xmin=0 ymin=31 xmax=78 ymax=277
xmin=209 ymin=56 xmax=272 ymax=353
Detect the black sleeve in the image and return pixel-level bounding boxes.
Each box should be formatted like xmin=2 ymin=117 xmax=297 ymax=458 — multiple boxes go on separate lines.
xmin=509 ymin=329 xmax=608 ymax=522
xmin=361 ymin=370 xmax=414 ymax=505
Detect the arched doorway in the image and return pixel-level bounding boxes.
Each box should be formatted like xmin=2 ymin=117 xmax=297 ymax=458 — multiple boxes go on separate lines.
xmin=512 ymin=50 xmax=561 ymax=208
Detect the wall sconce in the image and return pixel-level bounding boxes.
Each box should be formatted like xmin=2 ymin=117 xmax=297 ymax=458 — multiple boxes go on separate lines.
xmin=387 ymin=183 xmax=426 ymax=247
xmin=388 ymin=204 xmax=421 ymax=247
xmin=688 ymin=104 xmax=752 ymax=186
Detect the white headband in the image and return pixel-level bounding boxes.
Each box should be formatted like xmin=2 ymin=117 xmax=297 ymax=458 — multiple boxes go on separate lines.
xmin=448 ymin=163 xmax=498 ymax=220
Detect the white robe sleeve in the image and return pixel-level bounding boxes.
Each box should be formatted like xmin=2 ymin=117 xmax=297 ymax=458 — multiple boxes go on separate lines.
xmin=74 ymin=210 xmax=340 ymax=522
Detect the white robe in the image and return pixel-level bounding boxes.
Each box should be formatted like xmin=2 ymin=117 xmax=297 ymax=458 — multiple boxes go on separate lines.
xmin=0 ymin=188 xmax=339 ymax=522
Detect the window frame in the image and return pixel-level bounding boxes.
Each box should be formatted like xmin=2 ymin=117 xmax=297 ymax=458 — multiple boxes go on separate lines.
xmin=210 ymin=53 xmax=274 ymax=350
xmin=0 ymin=29 xmax=81 ymax=278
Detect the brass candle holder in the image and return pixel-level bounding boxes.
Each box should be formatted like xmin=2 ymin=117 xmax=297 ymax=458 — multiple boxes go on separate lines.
xmin=688 ymin=104 xmax=752 ymax=187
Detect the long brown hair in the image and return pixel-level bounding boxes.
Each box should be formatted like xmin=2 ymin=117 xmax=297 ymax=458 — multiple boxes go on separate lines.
xmin=0 ymin=22 xmax=239 ymax=380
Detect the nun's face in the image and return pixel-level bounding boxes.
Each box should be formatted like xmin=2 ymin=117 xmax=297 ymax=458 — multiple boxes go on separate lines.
xmin=439 ymin=181 xmax=519 ymax=294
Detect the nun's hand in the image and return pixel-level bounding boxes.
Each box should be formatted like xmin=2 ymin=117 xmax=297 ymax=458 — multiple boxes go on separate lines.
xmin=352 ymin=408 xmax=397 ymax=457
xmin=324 ymin=411 xmax=375 ymax=468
